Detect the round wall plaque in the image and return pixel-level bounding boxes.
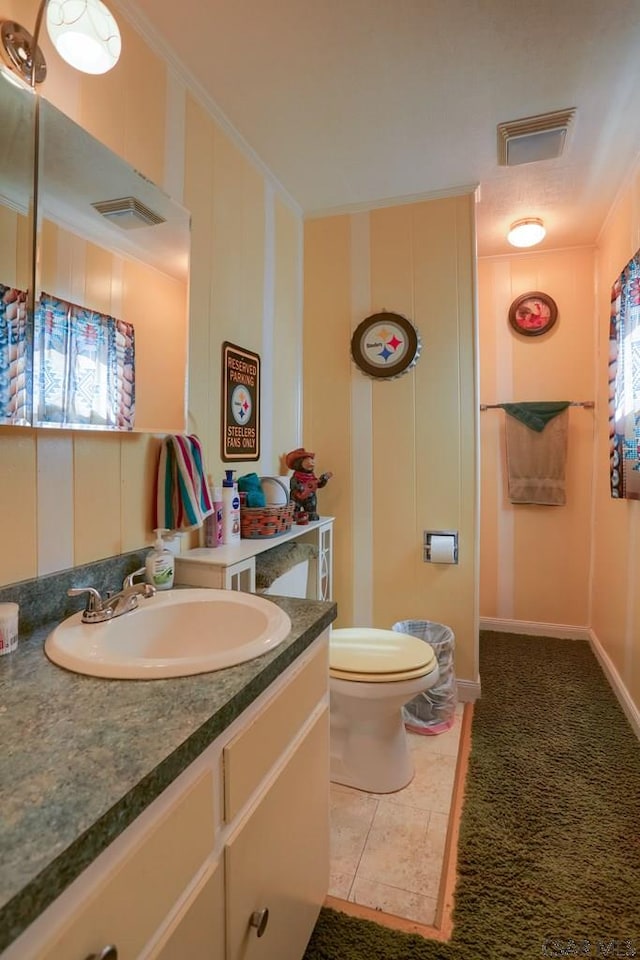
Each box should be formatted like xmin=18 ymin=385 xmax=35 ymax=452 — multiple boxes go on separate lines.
xmin=351 ymin=311 xmax=421 ymax=380
xmin=508 ymin=291 xmax=558 ymax=337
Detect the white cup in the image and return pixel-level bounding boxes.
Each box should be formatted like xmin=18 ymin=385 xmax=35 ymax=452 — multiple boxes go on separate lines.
xmin=0 ymin=602 xmax=19 ymax=656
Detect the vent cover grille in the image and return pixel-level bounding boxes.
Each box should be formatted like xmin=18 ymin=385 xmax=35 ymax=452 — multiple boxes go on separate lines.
xmin=91 ymin=196 xmax=166 ymax=229
xmin=497 ymin=108 xmax=576 ymax=166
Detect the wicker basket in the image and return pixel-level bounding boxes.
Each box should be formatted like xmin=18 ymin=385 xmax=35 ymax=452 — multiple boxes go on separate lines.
xmin=240 ymin=501 xmax=295 ymax=539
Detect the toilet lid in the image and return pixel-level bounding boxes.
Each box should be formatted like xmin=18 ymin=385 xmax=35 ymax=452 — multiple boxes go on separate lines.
xmin=330 ymin=628 xmax=437 ymax=676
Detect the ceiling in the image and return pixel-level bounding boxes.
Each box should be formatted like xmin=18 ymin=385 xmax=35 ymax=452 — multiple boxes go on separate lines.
xmin=116 ymin=0 xmax=640 ymax=257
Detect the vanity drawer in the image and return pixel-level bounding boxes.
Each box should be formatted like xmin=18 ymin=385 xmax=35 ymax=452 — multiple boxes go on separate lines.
xmin=36 ymin=770 xmax=215 ymax=960
xmin=223 ymin=640 xmax=328 ymax=821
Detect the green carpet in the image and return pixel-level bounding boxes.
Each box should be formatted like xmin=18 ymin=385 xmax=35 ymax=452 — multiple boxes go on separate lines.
xmin=304 ymin=632 xmax=640 ymax=960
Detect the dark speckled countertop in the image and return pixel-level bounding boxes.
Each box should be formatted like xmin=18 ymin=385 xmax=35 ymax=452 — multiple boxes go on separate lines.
xmin=0 ymin=594 xmax=336 ymax=953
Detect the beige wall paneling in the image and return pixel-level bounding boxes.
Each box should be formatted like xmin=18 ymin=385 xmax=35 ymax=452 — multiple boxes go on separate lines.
xmin=479 ymin=249 xmax=596 ymax=630
xmin=349 ymin=211 xmax=373 ymax=627
xmin=303 ymin=216 xmax=354 ymax=626
xmin=16 ymin=212 xmax=31 ymax=292
xmin=121 ymin=258 xmax=187 ymax=434
xmin=369 ymin=205 xmax=418 ymax=628
xmin=453 ymin=195 xmax=480 ymax=679
xmin=272 ymin=194 xmax=303 ymax=470
xmin=183 ymin=94 xmax=215 ymax=476
xmin=121 ymin=433 xmax=163 ymax=551
xmin=210 ymin=127 xmax=266 ymax=479
xmin=593 ymin=164 xmax=640 ymax=695
xmin=36 ymin=433 xmax=74 ymax=576
xmin=83 ymin=242 xmax=114 ymax=317
xmin=39 ymin=220 xmax=58 ymax=298
xmin=260 ymin=182 xmax=275 ymax=469
xmin=0 ymin=209 xmax=30 ymax=292
xmin=0 ymin=208 xmax=18 ymax=287
xmin=478 ymin=257 xmax=514 ymax=619
xmin=0 ymin=431 xmax=37 ymax=584
xmin=73 ymin=435 xmax=122 ymax=564
xmin=77 ymin=18 xmax=165 ymax=187
xmin=163 ymin=72 xmax=186 ymax=203
xmin=412 ymin=196 xmax=477 ymax=681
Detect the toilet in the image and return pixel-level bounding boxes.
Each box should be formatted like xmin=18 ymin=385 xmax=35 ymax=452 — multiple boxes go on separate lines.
xmin=329 ymin=627 xmax=440 ymax=794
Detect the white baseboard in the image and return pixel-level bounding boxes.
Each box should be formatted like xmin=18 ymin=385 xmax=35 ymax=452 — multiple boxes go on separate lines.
xmin=480 ymin=617 xmax=590 ymax=641
xmin=588 ymin=629 xmax=640 ymax=740
xmin=457 ymin=678 xmax=481 ymax=702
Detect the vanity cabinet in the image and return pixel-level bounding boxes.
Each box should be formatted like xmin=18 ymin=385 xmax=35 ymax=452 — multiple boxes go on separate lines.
xmin=175 ymin=517 xmax=334 ymax=601
xmin=4 ymin=636 xmax=329 ymax=960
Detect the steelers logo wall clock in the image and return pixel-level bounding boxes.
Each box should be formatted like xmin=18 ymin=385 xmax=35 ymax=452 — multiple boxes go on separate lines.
xmin=351 ymin=311 xmax=422 ymax=380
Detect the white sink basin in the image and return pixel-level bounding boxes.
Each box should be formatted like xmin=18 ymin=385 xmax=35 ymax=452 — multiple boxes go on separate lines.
xmin=45 ymin=589 xmax=292 ymax=679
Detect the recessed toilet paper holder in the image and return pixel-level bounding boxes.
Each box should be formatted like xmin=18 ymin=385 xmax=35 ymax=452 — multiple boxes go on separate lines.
xmin=423 ymin=530 xmax=459 ymax=564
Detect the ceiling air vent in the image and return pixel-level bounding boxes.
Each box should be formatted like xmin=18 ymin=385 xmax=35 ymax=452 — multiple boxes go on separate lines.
xmin=91 ymin=196 xmax=166 ymax=229
xmin=497 ymin=108 xmax=576 ymax=166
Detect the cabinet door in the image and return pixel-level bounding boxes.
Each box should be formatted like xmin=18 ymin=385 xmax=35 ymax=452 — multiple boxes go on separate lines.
xmin=150 ymin=861 xmax=224 ymax=960
xmin=225 ymin=709 xmax=329 ymax=960
xmin=318 ymin=523 xmax=332 ymax=600
xmin=31 ymin=772 xmax=215 ymax=960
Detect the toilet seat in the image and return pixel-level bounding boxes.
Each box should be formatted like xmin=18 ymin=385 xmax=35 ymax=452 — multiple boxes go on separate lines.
xmin=330 ymin=628 xmax=437 ymax=683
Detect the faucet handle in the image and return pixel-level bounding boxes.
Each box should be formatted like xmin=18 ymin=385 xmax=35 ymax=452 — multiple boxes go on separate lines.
xmin=67 ymin=587 xmax=104 ymax=619
xmin=123 ymin=567 xmax=147 ymax=590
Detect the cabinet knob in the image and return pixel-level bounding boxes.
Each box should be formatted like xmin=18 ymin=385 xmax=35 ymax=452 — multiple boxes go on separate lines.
xmin=249 ymin=907 xmax=269 ymax=937
xmin=85 ymin=948 xmax=118 ymax=960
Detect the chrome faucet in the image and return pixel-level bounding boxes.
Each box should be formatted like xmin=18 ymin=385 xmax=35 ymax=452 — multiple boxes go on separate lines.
xmin=68 ymin=568 xmax=155 ymax=623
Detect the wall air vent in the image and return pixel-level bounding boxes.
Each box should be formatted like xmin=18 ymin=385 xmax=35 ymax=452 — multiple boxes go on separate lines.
xmin=91 ymin=196 xmax=166 ymax=229
xmin=497 ymin=108 xmax=576 ymax=166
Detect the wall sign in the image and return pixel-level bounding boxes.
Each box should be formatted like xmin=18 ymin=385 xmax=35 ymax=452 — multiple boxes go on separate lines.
xmin=221 ymin=341 xmax=260 ymax=461
xmin=351 ymin=311 xmax=421 ymax=379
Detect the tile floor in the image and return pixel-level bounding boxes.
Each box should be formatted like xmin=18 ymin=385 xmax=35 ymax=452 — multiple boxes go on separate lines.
xmin=328 ymin=702 xmax=464 ymax=926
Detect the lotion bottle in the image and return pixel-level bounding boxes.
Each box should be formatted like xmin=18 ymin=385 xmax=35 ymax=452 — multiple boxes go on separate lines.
xmin=145 ymin=528 xmax=175 ymax=590
xmin=222 ymin=470 xmax=241 ymax=545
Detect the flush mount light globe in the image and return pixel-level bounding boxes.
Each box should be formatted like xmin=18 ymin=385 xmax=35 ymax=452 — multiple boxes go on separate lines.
xmin=507 ymin=218 xmax=546 ymax=248
xmin=0 ymin=0 xmax=120 ymax=86
xmin=46 ymin=0 xmax=121 ymax=75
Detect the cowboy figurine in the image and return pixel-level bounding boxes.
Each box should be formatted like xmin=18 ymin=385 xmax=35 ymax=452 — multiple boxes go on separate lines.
xmin=285 ymin=447 xmax=333 ymax=522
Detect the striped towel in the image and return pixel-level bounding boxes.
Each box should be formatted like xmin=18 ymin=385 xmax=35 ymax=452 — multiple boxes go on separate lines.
xmin=155 ymin=435 xmax=214 ymax=531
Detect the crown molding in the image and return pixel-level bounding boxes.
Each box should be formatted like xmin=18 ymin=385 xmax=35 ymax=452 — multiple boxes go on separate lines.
xmin=305 ymin=182 xmax=479 ymax=221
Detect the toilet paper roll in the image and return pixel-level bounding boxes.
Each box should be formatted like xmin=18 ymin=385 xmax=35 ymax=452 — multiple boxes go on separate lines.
xmin=430 ymin=535 xmax=456 ymax=564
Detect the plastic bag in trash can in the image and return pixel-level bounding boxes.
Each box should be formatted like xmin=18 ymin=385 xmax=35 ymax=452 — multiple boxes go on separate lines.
xmin=392 ymin=619 xmax=456 ymax=736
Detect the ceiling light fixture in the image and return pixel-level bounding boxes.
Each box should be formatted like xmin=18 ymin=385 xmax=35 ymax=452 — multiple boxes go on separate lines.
xmin=0 ymin=0 xmax=121 ymax=88
xmin=507 ymin=218 xmax=546 ymax=249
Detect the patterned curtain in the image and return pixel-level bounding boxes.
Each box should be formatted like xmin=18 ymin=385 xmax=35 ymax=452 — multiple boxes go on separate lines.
xmin=609 ymin=251 xmax=640 ymax=499
xmin=0 ymin=284 xmax=30 ymax=425
xmin=34 ymin=293 xmax=135 ymax=429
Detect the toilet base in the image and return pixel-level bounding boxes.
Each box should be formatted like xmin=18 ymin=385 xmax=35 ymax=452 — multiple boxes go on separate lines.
xmin=329 ymin=689 xmax=416 ymax=793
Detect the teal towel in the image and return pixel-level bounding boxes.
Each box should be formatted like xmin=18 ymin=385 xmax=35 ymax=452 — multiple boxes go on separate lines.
xmin=237 ymin=472 xmax=266 ymax=508
xmin=501 ymin=401 xmax=570 ymax=433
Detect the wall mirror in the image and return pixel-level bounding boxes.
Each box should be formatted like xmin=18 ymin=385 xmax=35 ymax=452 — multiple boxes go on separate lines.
xmin=0 ymin=69 xmax=35 ymax=426
xmin=0 ymin=69 xmax=190 ymax=433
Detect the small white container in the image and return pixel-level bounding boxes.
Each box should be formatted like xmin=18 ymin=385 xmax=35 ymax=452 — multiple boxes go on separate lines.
xmin=0 ymin=602 xmax=19 ymax=656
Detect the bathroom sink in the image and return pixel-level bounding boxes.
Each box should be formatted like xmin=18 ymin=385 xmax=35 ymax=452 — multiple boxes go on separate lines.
xmin=45 ymin=589 xmax=292 ymax=679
